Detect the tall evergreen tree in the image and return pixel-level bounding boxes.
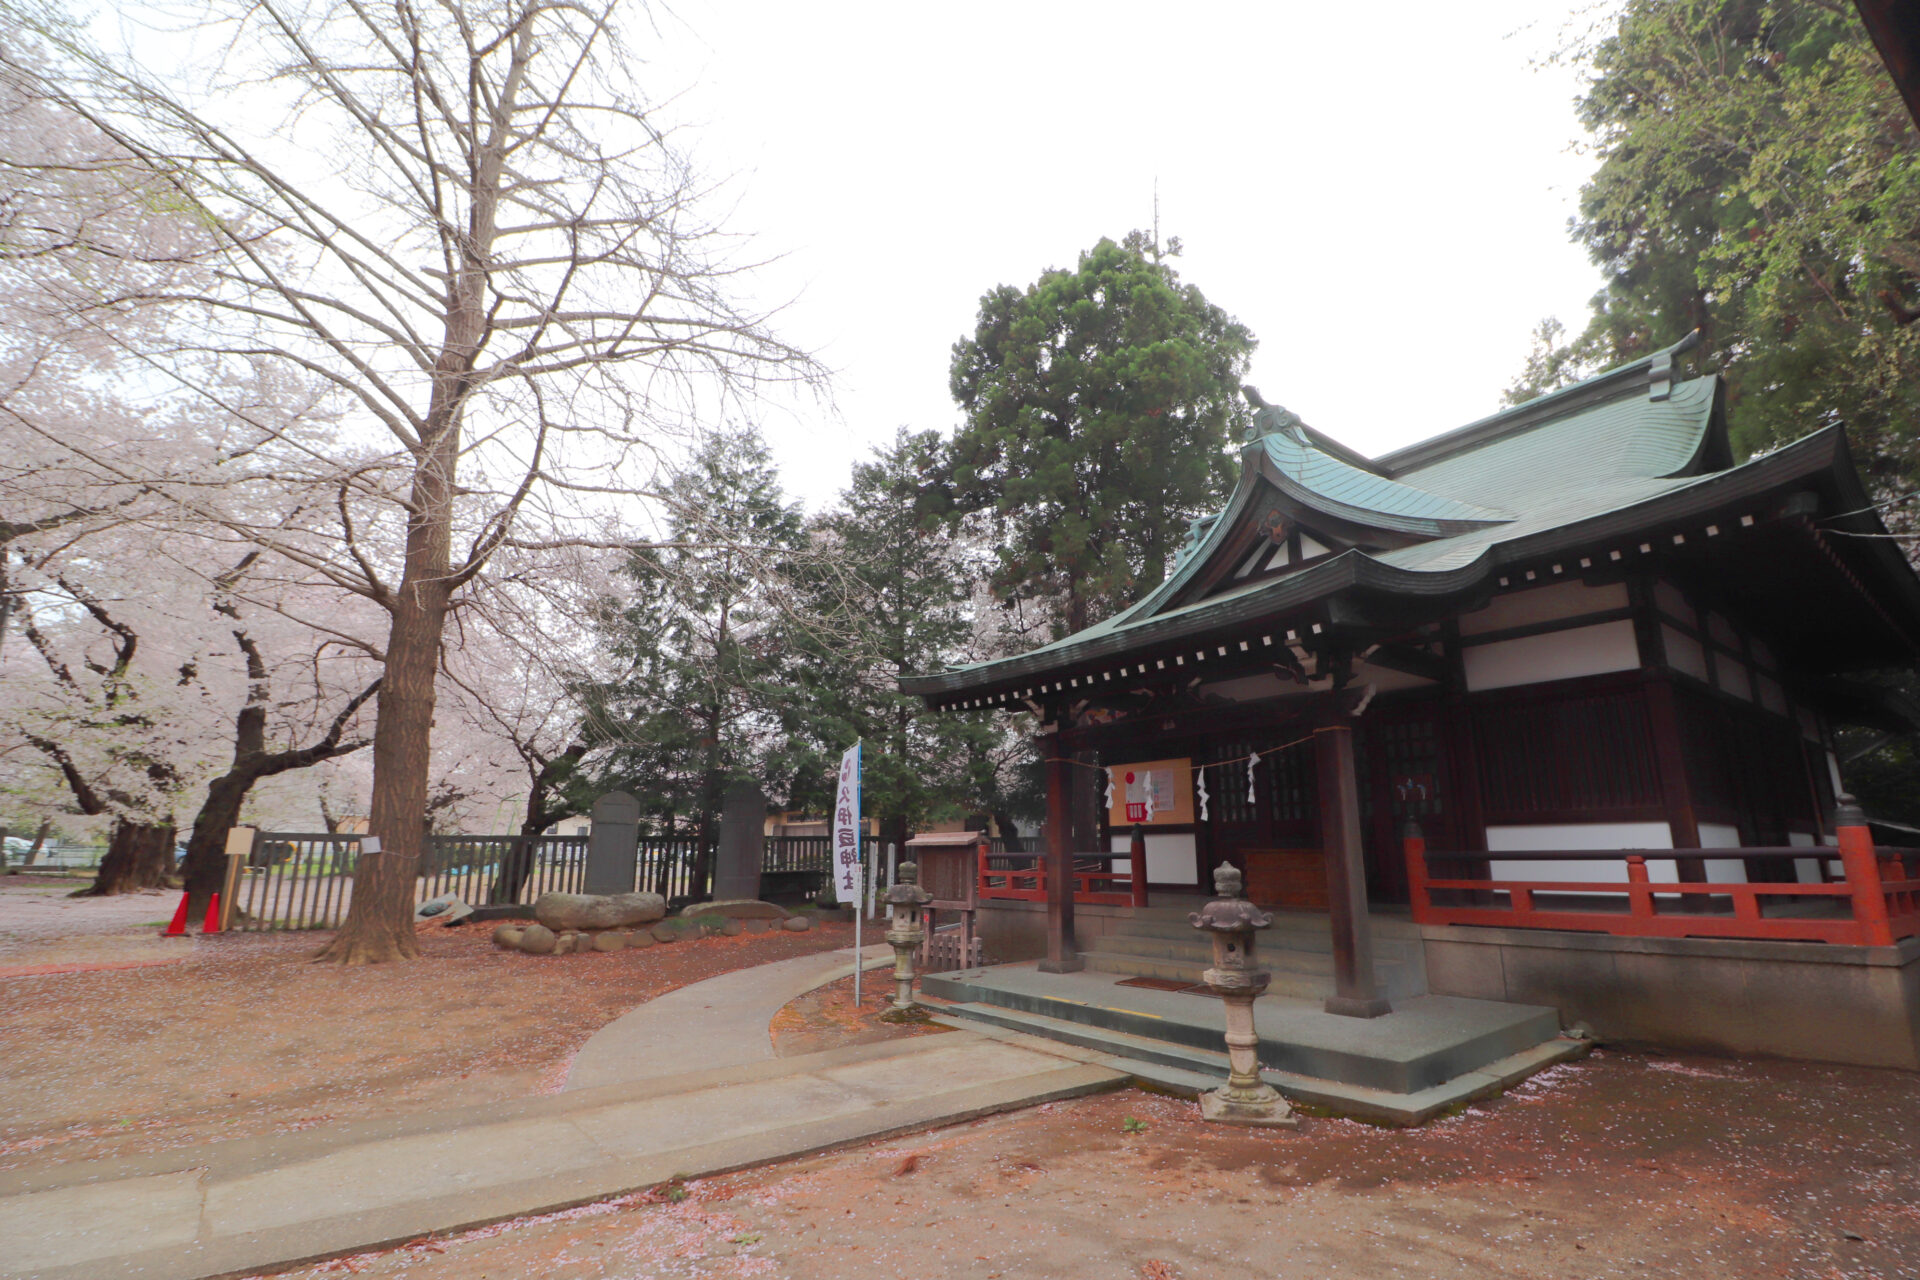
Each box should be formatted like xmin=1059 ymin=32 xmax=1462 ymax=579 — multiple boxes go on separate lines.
xmin=778 ymin=430 xmax=1004 ymax=848
xmin=947 ymin=232 xmax=1257 ymax=634
xmin=588 ymin=426 xmax=805 ymax=888
xmin=1509 ymin=1 xmax=1920 ymax=474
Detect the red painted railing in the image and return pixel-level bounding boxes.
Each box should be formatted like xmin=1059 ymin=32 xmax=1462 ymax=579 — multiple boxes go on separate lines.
xmin=978 ymin=846 xmax=1139 ymax=907
xmin=1404 ymin=819 xmax=1920 ymax=946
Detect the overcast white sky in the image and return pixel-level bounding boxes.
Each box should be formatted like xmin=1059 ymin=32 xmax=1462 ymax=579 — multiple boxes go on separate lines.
xmin=647 ymin=0 xmax=1619 ymax=508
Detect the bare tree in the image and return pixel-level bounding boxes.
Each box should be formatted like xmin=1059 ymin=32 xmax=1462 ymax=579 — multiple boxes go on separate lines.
xmin=3 ymin=0 xmax=820 ymax=960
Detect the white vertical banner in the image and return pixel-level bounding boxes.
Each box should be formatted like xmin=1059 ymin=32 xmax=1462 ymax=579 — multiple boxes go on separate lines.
xmin=832 ymin=742 xmax=863 ymax=904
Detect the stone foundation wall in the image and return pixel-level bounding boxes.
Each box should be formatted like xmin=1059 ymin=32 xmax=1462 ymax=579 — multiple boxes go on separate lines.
xmin=970 ymin=898 xmax=1175 ymax=964
xmin=1422 ymin=925 xmax=1920 ymax=1070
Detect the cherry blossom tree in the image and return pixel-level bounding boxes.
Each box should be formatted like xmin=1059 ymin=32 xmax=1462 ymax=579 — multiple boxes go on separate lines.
xmin=2 ymin=0 xmax=820 ymax=960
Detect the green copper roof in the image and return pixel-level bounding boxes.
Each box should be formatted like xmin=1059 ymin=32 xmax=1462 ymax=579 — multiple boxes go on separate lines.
xmin=1261 ymin=425 xmax=1511 ymax=535
xmin=903 ymin=336 xmax=1885 ymax=702
xmin=1387 ymin=373 xmax=1719 ymax=508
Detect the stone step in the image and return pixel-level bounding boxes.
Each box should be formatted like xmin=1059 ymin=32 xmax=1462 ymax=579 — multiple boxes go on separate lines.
xmin=929 ymin=1004 xmax=1590 ymax=1127
xmin=1108 ymin=903 xmax=1422 ymax=930
xmin=1083 ymin=928 xmax=1423 ymax=966
xmin=917 ymin=973 xmax=1574 ymax=1099
xmin=1080 ymin=949 xmax=1426 ymax=1002
xmin=1100 ymin=914 xmax=1424 ymax=953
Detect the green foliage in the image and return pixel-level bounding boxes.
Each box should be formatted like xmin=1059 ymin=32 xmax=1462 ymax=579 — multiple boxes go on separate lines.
xmin=585 ymin=425 xmax=806 ymax=829
xmin=778 ymin=430 xmax=1007 ymax=833
xmin=1511 ymin=1 xmax=1920 ymax=471
xmin=948 ymin=232 xmax=1256 ymax=634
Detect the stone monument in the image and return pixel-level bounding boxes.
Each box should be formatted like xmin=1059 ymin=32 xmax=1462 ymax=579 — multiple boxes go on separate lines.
xmin=711 ymin=780 xmax=767 ymax=903
xmin=582 ymin=790 xmax=641 ymax=895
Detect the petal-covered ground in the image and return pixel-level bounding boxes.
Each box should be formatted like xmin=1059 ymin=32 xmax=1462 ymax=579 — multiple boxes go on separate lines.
xmin=0 ymin=879 xmax=856 ymax=1170
xmin=256 ymin=1040 xmax=1920 ymax=1278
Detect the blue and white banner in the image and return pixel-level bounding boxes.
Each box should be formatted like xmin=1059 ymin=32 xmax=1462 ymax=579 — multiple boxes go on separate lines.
xmin=831 ymin=742 xmax=862 ymax=904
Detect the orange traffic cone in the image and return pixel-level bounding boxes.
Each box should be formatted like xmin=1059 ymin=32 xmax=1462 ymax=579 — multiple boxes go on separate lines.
xmin=201 ymin=892 xmax=222 ymax=935
xmin=163 ymin=892 xmax=190 ymax=936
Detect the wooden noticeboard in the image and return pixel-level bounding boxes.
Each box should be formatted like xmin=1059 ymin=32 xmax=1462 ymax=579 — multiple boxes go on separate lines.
xmin=1242 ymin=848 xmax=1329 ymax=911
xmin=1103 ymin=758 xmax=1195 ymax=828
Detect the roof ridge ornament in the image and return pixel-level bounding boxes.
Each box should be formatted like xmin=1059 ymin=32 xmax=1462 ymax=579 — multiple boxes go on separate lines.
xmin=1241 ymin=385 xmax=1307 ymax=443
xmin=1648 ymin=329 xmax=1705 ymax=402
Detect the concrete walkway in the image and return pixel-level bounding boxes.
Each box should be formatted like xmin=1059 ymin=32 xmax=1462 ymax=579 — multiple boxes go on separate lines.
xmin=564 ymin=943 xmax=893 ymax=1089
xmin=0 ymin=949 xmax=1126 ymax=1280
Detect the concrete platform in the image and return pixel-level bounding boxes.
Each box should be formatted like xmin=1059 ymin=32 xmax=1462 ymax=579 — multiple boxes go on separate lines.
xmin=923 ymin=962 xmax=1584 ymax=1123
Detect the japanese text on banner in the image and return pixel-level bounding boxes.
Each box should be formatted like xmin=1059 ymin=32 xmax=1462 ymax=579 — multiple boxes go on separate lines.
xmin=831 ymin=743 xmax=862 ymax=904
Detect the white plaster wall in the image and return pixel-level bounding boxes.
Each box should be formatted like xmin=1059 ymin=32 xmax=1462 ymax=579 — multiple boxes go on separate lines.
xmin=1486 ymin=821 xmax=1678 ymax=882
xmin=1787 ymin=830 xmax=1833 ymax=884
xmin=1716 ymin=658 xmax=1754 ymax=702
xmin=1462 ymin=620 xmax=1641 ymax=693
xmin=1110 ymin=832 xmax=1198 ymax=885
xmin=1458 ymin=579 xmax=1629 ymax=637
xmin=1756 ymin=674 xmax=1789 ymax=716
xmin=1707 ymin=611 xmax=1741 ymax=649
xmin=1698 ymin=821 xmax=1748 ymax=884
xmin=1652 ymin=579 xmax=1694 ymax=626
xmin=1663 ymin=625 xmax=1709 ymax=682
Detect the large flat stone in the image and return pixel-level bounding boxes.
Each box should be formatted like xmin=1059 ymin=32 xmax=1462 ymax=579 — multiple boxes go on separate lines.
xmin=533 ymin=892 xmax=666 ymax=931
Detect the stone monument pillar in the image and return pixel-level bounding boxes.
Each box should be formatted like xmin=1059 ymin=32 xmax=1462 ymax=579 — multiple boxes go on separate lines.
xmin=583 ymin=791 xmax=642 ymax=895
xmin=711 ymin=780 xmax=767 ymax=902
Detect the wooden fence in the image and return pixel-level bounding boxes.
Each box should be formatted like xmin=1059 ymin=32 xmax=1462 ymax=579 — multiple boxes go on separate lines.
xmin=227 ymin=829 xmax=868 ymax=932
xmin=1405 ymin=818 xmax=1920 ymax=947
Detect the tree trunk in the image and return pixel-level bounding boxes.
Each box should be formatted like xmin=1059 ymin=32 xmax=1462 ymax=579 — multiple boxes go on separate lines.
xmin=179 ymin=771 xmax=256 ymax=925
xmin=24 ymin=817 xmax=50 ymax=866
xmin=83 ymin=819 xmax=176 ymax=896
xmin=314 ymin=587 xmax=444 ymax=963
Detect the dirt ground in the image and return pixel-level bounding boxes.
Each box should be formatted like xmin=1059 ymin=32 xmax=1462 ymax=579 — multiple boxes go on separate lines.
xmin=768 ymin=970 xmax=954 ymax=1057
xmin=0 ymin=880 xmax=856 ymax=1170
xmin=254 ymin=1046 xmax=1920 ymax=1280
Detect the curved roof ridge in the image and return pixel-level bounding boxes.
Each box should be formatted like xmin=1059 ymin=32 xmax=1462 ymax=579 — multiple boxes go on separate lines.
xmin=1262 ymin=427 xmax=1512 ymax=534
xmin=1375 ymin=330 xmax=1705 ymax=476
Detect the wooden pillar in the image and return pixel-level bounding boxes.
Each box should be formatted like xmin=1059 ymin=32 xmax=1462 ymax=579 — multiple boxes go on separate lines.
xmin=1129 ymin=824 xmax=1148 ymax=908
xmin=1039 ymin=737 xmax=1082 ymax=973
xmin=1316 ymin=723 xmax=1390 ymax=1018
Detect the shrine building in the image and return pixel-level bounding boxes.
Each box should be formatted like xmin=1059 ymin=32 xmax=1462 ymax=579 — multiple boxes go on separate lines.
xmin=902 ymin=334 xmax=1920 ymax=1092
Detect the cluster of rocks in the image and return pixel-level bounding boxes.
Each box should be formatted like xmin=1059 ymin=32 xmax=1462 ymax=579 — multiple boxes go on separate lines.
xmin=491 ymin=890 xmax=812 ymax=956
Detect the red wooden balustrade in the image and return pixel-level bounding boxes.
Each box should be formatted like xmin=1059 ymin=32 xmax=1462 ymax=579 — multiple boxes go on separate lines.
xmin=1403 ymin=819 xmax=1920 ymax=946
xmin=978 ymin=845 xmax=1139 ymax=907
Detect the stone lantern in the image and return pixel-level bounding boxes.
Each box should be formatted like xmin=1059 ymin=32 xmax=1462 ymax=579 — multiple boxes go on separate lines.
xmin=1189 ymin=861 xmax=1297 ymax=1127
xmin=883 ymin=860 xmax=934 ymax=1012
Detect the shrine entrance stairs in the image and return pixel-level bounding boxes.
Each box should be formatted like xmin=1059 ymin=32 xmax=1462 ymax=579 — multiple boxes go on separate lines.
xmin=922 ymin=906 xmax=1585 ymax=1126
xmin=1074 ymin=902 xmax=1430 ymax=1002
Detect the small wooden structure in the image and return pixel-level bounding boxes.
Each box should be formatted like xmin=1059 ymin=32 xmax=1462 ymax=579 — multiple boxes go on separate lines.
xmin=904 ymin=831 xmax=983 ymax=972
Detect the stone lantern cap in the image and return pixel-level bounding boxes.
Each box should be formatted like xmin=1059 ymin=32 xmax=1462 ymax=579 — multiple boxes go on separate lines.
xmin=1189 ymin=862 xmax=1274 ymax=932
xmin=886 ymin=860 xmax=933 ymax=908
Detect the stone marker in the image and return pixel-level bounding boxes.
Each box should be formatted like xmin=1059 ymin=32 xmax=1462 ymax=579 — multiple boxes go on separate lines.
xmin=677 ymin=898 xmax=788 ymax=920
xmin=520 ymin=924 xmax=557 ymax=954
xmin=782 ymin=916 xmax=812 ymax=932
xmin=583 ymin=791 xmax=642 ymax=895
xmin=592 ymin=932 xmax=626 ymax=952
xmin=534 ymin=891 xmax=666 ymax=932
xmin=711 ymin=781 xmax=767 ymax=902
